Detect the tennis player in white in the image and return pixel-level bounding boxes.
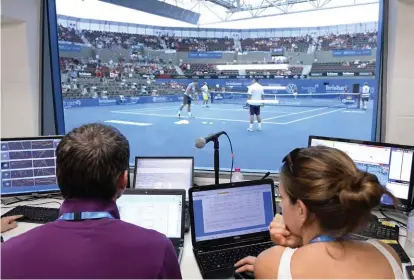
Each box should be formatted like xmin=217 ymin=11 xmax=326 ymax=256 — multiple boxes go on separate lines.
xmin=178 ymin=80 xmax=198 ymax=118
xmin=247 ymin=79 xmax=265 ymax=131
xmin=201 ymin=82 xmax=210 ymax=108
xmin=361 ymin=82 xmax=370 ymax=110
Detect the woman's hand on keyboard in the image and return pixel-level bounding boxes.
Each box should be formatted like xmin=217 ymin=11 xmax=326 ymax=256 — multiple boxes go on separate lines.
xmin=235 ymin=256 xmax=256 ymax=273
xmin=1 ymin=215 xmax=23 ymax=233
xmin=269 ymin=214 xmax=302 ymax=248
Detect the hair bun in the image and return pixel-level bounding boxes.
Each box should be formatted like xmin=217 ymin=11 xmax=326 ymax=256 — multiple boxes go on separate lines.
xmin=336 ymin=171 xmax=384 ymax=234
xmin=339 ymin=171 xmax=383 ymax=213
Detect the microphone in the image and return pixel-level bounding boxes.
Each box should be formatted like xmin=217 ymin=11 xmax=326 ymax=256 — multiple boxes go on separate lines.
xmin=261 ymin=172 xmax=271 ymax=180
xmin=195 ymin=131 xmax=227 ymax=149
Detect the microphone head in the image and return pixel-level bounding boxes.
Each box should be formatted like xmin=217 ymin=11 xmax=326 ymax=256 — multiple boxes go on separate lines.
xmin=195 ymin=138 xmax=206 ymax=149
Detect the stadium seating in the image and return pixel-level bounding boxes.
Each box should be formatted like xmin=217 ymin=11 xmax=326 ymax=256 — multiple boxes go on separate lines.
xmin=218 ymin=70 xmax=239 ymax=75
xmin=317 ymin=32 xmax=377 ymax=51
xmin=58 ymin=27 xmax=377 ymax=54
xmin=246 ymin=66 xmax=303 ymax=76
xmin=165 ymin=37 xmax=234 ymax=52
xmin=58 ymin=25 xmax=83 ymax=44
xmin=240 ymin=36 xmax=311 ymax=53
xmin=82 ymin=30 xmax=163 ymax=50
xmin=181 ymin=63 xmax=217 ymax=75
xmin=62 ymin=76 xmax=184 ymax=100
xmin=310 ymin=61 xmax=375 ymax=73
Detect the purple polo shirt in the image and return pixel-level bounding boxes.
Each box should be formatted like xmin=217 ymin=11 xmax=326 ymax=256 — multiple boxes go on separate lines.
xmin=1 ymin=198 xmax=182 ymax=279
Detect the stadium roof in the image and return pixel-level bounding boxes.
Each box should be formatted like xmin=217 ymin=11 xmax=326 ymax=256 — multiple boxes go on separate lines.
xmin=162 ymin=0 xmax=379 ymax=25
xmin=207 ymin=0 xmax=318 ymax=11
xmin=56 ymin=0 xmax=379 ymax=29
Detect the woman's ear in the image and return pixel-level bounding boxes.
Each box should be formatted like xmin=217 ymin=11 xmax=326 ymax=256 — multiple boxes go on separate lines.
xmin=296 ymin=199 xmax=309 ymax=227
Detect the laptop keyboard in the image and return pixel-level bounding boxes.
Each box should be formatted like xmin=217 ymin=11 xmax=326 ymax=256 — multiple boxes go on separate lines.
xmin=198 ymin=242 xmax=274 ymax=272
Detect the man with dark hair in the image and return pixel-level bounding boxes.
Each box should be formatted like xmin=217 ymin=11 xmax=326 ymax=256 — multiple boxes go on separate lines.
xmin=1 ymin=123 xmax=182 ymax=279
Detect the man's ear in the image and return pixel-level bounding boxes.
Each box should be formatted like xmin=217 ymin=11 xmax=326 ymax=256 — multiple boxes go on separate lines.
xmin=118 ymin=170 xmax=128 ymax=191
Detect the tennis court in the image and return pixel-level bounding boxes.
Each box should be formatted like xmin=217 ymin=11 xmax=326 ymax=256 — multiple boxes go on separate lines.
xmin=64 ymin=93 xmax=374 ymax=172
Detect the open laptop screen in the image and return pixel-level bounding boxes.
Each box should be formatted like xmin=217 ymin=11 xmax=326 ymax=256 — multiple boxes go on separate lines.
xmin=134 ymin=157 xmax=193 ymax=192
xmin=192 ymin=184 xmax=274 ymax=242
xmin=117 ymin=193 xmax=183 ymax=238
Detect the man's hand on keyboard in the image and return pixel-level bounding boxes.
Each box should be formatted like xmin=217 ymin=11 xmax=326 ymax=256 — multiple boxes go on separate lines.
xmin=1 ymin=215 xmax=23 ymax=233
xmin=269 ymin=214 xmax=302 ymax=248
xmin=235 ymin=256 xmax=256 ymax=273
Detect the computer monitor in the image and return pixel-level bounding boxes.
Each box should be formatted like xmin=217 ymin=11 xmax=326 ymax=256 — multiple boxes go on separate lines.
xmin=309 ymin=136 xmax=414 ymax=211
xmin=133 ymin=157 xmax=194 ymax=193
xmin=1 ymin=136 xmax=62 ymax=196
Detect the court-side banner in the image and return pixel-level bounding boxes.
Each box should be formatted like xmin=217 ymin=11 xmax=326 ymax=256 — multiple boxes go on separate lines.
xmin=155 ymin=74 xmax=307 ymax=79
xmin=332 ymin=49 xmax=372 ymax=56
xmin=309 ymin=71 xmax=375 ymax=77
xmin=188 ymin=52 xmax=223 ymax=58
xmin=271 ymin=48 xmax=284 ymax=55
xmin=154 ymin=78 xmax=377 ymax=95
xmin=58 ymin=43 xmax=81 ymax=52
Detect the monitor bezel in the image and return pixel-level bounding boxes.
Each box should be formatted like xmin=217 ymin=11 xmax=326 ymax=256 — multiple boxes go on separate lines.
xmin=1 ymin=136 xmax=63 ymax=197
xmin=189 ymin=179 xmax=276 ymax=249
xmin=308 ymin=135 xmax=414 ymax=211
xmin=133 ymin=156 xmax=195 ymax=190
xmin=120 ymin=188 xmax=186 ymax=246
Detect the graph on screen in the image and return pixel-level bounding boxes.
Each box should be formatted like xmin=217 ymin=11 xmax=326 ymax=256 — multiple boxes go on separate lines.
xmin=1 ymin=138 xmax=61 ymax=195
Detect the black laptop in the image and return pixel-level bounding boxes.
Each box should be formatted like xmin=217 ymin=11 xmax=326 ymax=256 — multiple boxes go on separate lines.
xmin=189 ymin=179 xmax=276 ymax=279
xmin=117 ymin=189 xmax=186 ymax=263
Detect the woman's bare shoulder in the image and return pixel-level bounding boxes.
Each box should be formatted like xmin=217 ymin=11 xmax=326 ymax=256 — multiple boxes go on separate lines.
xmin=255 ymin=245 xmax=290 ymax=279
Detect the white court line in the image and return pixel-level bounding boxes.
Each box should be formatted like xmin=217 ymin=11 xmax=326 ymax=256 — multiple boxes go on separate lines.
xmin=111 ymin=110 xmax=286 ymax=124
xmin=115 ymin=106 xmax=290 ymax=114
xmin=112 ymin=107 xmax=177 ymax=113
xmin=199 ymin=107 xmax=292 ymax=114
xmin=282 ymin=108 xmax=345 ymax=124
xmin=262 ymin=107 xmax=328 ymax=121
xmin=105 ymin=120 xmax=153 ymax=126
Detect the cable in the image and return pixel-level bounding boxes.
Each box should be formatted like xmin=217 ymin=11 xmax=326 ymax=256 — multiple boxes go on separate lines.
xmin=224 ymin=133 xmax=234 ymax=183
xmin=379 ymin=209 xmax=407 ymax=228
xmin=2 ymin=196 xmax=39 ymax=206
xmin=2 ymin=193 xmax=62 ymax=206
xmin=1 ymin=200 xmax=62 ymax=209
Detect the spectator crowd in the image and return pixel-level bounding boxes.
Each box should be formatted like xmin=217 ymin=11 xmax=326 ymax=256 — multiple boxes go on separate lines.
xmin=58 ymin=25 xmax=378 ymax=53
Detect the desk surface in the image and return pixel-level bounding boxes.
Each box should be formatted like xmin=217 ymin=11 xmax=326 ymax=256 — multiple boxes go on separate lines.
xmin=1 ymin=199 xmax=412 ymax=279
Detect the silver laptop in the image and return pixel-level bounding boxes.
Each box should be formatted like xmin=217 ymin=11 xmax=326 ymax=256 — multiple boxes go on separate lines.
xmin=117 ymin=189 xmax=186 ymax=263
xmin=133 ymin=157 xmax=194 ymax=199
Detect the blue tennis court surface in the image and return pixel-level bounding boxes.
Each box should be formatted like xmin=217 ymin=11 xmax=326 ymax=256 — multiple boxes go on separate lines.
xmin=64 ymin=100 xmax=374 ymax=172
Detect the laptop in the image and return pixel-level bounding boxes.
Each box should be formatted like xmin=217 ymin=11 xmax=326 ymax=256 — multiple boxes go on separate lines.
xmin=133 ymin=157 xmax=194 ymax=232
xmin=189 ymin=179 xmax=276 ymax=279
xmin=117 ymin=189 xmax=186 ymax=263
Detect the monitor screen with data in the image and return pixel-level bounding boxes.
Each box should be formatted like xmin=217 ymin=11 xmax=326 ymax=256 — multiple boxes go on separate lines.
xmin=117 ymin=193 xmax=183 ymax=238
xmin=134 ymin=157 xmax=193 ymax=192
xmin=1 ymin=137 xmax=62 ymax=196
xmin=309 ymin=137 xmax=414 ymax=208
xmin=192 ymin=184 xmax=274 ymax=242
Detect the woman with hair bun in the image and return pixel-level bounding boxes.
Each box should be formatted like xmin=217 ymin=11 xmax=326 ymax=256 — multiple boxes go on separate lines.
xmin=236 ymin=146 xmax=404 ymax=279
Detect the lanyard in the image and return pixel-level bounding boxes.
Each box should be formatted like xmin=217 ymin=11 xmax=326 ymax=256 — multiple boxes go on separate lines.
xmin=310 ymin=235 xmax=338 ymax=244
xmin=58 ymin=211 xmax=115 ymax=221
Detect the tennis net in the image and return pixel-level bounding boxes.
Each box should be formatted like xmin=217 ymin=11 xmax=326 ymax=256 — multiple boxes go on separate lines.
xmin=211 ymin=92 xmax=361 ymax=108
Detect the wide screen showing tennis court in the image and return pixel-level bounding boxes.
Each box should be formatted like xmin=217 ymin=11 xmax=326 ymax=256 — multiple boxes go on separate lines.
xmin=54 ymin=0 xmax=383 ymax=172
